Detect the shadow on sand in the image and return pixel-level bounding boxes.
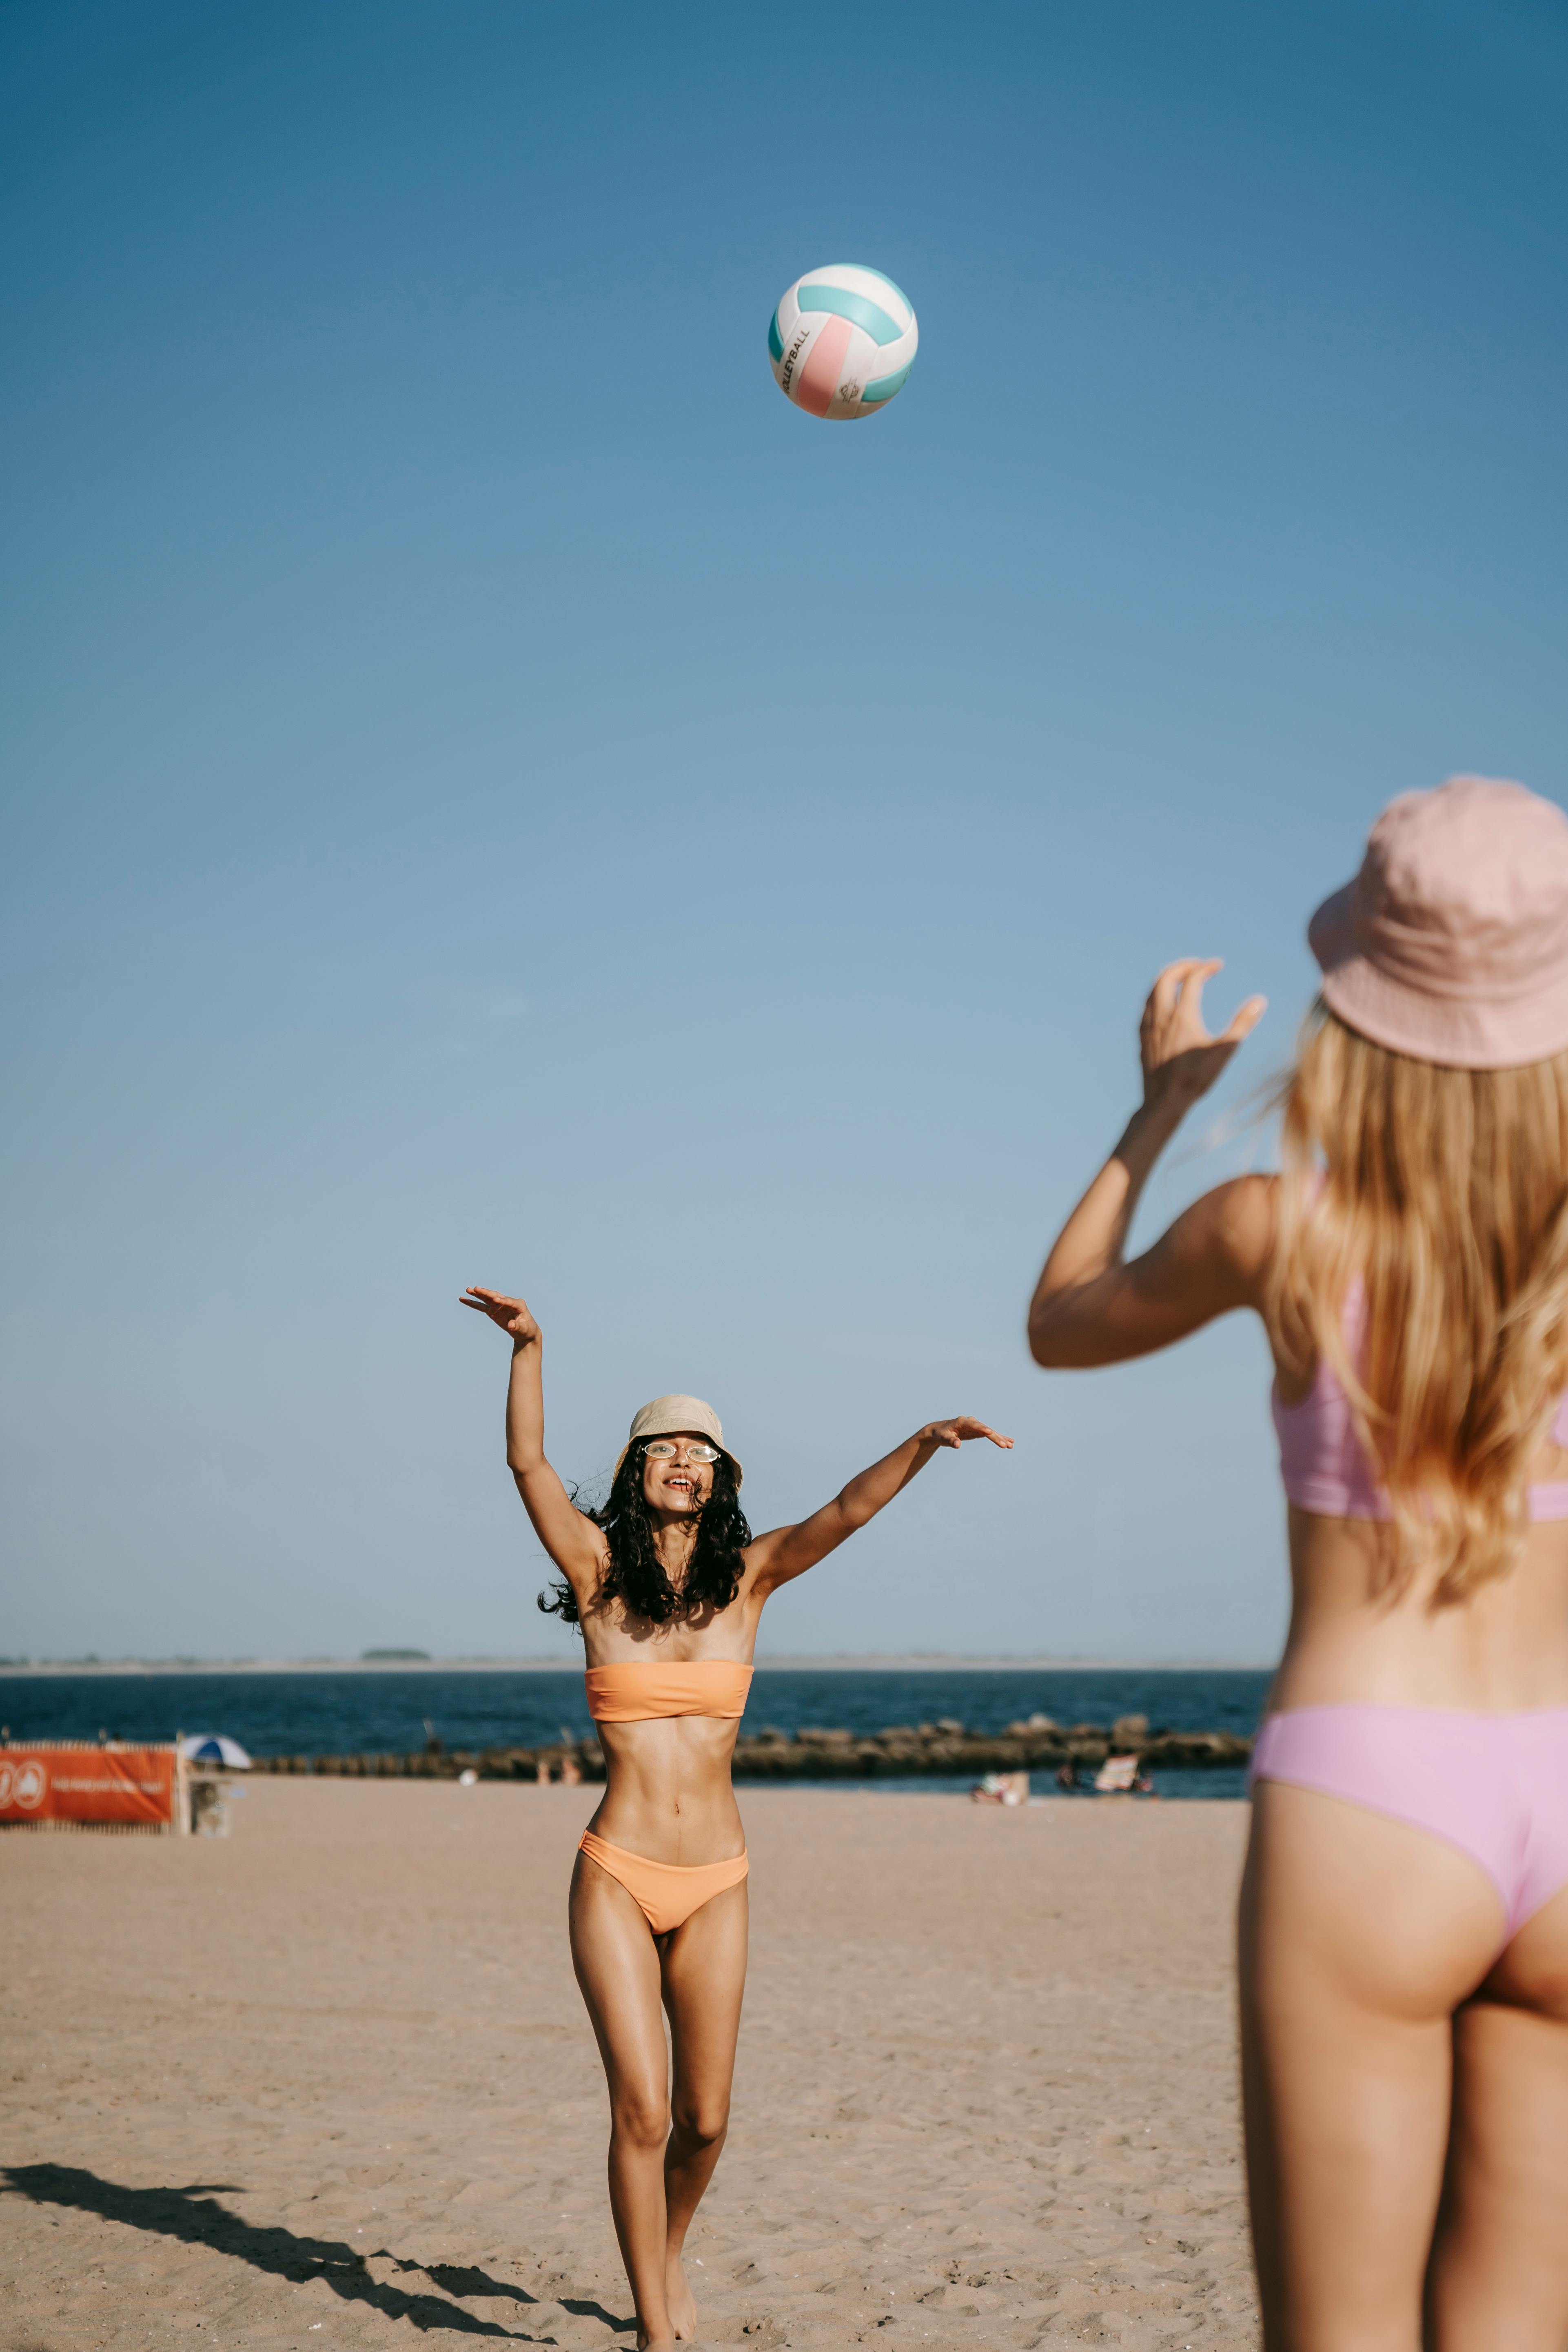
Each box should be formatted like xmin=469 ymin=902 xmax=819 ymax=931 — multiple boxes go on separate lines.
xmin=1 ymin=2164 xmax=633 ymax=2339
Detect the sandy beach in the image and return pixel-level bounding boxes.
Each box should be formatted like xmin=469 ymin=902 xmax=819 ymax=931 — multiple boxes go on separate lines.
xmin=2 ymin=1783 xmax=1258 ymax=2349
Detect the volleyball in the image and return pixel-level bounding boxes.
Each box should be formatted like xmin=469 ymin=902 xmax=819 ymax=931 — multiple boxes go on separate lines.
xmin=767 ymin=264 xmax=918 ymax=421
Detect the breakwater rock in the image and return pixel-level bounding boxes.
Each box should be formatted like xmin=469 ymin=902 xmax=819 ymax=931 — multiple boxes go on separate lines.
xmin=249 ymin=1713 xmax=1253 ymax=1784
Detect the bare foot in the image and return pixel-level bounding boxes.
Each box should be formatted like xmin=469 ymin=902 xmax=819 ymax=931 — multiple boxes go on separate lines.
xmin=636 ymin=2333 xmax=676 ymax=2352
xmin=665 ymin=2250 xmax=699 ymax=2341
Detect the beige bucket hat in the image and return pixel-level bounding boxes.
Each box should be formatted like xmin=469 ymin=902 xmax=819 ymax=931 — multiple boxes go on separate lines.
xmin=613 ymin=1394 xmax=743 ymax=1486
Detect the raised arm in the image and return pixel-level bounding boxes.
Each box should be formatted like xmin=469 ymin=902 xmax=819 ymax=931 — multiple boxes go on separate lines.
xmin=1027 ymin=960 xmax=1272 ymax=1368
xmin=745 ymin=1417 xmax=1012 ymax=1599
xmin=460 ymin=1287 xmax=605 ymax=1594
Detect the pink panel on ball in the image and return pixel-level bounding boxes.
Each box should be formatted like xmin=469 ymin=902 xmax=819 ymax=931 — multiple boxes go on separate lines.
xmin=792 ymin=313 xmax=854 ymax=416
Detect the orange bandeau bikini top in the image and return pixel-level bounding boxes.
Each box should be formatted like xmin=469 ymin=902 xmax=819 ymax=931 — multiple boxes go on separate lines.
xmin=584 ymin=1660 xmax=754 ymax=1724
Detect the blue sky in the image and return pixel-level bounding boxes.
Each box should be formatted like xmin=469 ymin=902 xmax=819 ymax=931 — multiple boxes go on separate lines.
xmin=4 ymin=0 xmax=1566 ymax=1663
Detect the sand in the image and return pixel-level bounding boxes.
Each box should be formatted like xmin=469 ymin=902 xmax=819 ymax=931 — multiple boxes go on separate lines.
xmin=1 ymin=1782 xmax=1259 ymax=2350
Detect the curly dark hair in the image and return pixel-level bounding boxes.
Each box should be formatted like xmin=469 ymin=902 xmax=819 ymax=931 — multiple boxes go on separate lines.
xmin=537 ymin=1443 xmax=752 ymax=1628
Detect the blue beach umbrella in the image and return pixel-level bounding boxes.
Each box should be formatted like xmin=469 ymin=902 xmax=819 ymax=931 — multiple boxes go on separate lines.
xmin=178 ymin=1734 xmax=252 ymax=1769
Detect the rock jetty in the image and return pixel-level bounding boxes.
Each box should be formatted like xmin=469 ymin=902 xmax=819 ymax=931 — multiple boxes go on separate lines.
xmin=248 ymin=1711 xmax=1252 ymax=1784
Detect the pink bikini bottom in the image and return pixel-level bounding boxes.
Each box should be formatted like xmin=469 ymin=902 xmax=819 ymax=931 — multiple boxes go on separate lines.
xmin=1251 ymin=1705 xmax=1568 ymax=1943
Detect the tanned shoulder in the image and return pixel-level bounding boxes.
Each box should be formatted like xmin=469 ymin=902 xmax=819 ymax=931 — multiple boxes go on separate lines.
xmin=1202 ymin=1172 xmax=1277 ymax=1299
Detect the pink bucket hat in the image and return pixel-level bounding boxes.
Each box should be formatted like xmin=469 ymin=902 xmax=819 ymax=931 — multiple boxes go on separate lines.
xmin=1309 ymin=776 xmax=1568 ymax=1069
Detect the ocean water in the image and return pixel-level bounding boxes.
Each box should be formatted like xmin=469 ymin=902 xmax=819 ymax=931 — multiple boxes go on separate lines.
xmin=0 ymin=1666 xmax=1267 ymax=1799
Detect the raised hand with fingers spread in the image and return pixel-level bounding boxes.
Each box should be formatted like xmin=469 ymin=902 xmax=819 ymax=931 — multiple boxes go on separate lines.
xmin=923 ymin=1416 xmax=1013 ymax=1452
xmin=460 ymin=1285 xmax=541 ymax=1346
xmin=1138 ymin=958 xmax=1267 ymax=1117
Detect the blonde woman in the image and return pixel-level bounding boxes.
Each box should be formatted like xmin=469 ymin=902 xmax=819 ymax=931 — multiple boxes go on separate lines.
xmin=1029 ymin=775 xmax=1568 ymax=2348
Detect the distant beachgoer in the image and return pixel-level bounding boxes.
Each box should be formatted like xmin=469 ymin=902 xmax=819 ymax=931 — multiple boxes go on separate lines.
xmin=462 ymin=1284 xmax=1010 ymax=2352
xmin=1027 ymin=777 xmax=1568 ymax=2345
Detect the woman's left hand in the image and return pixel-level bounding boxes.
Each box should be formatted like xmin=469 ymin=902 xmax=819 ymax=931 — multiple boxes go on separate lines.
xmin=920 ymin=1417 xmax=1014 ymax=1450
xmin=1139 ymin=959 xmax=1266 ymax=1122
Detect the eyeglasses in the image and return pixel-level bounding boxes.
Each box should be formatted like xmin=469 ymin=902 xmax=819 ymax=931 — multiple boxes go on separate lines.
xmin=642 ymin=1440 xmax=721 ymax=1465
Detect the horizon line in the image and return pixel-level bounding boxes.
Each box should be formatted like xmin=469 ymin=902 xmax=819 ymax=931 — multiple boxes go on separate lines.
xmin=0 ymin=1651 xmax=1276 ymax=1675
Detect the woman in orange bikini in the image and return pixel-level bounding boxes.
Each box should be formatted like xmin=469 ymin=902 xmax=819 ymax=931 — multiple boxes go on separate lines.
xmin=461 ymin=1282 xmax=1010 ymax=2351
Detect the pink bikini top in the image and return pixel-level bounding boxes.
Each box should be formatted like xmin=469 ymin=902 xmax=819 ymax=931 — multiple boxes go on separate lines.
xmin=1273 ymin=1288 xmax=1568 ymax=1521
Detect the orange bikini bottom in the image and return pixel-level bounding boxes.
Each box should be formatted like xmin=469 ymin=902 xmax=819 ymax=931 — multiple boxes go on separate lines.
xmin=577 ymin=1829 xmax=749 ymax=1935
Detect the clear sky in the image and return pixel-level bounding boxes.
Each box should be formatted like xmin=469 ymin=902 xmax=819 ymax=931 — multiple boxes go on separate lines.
xmin=4 ymin=0 xmax=1566 ymax=1665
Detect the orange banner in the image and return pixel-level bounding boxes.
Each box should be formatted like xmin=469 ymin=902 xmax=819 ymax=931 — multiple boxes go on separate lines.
xmin=0 ymin=1746 xmax=179 ymax=1830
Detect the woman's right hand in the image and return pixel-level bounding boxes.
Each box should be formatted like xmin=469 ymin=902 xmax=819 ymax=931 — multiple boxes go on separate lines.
xmin=1139 ymin=959 xmax=1266 ymax=1121
xmin=460 ymin=1285 xmax=541 ymax=1345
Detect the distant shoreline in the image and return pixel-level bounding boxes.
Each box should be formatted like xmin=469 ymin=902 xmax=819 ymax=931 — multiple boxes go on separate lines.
xmin=0 ymin=1654 xmax=1275 ymax=1676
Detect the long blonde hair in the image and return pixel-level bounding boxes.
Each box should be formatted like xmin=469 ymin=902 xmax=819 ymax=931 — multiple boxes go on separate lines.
xmin=1269 ymin=1007 xmax=1568 ymax=1600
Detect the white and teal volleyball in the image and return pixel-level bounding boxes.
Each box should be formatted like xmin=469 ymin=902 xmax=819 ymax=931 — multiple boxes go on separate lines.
xmin=767 ymin=264 xmax=918 ymax=421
